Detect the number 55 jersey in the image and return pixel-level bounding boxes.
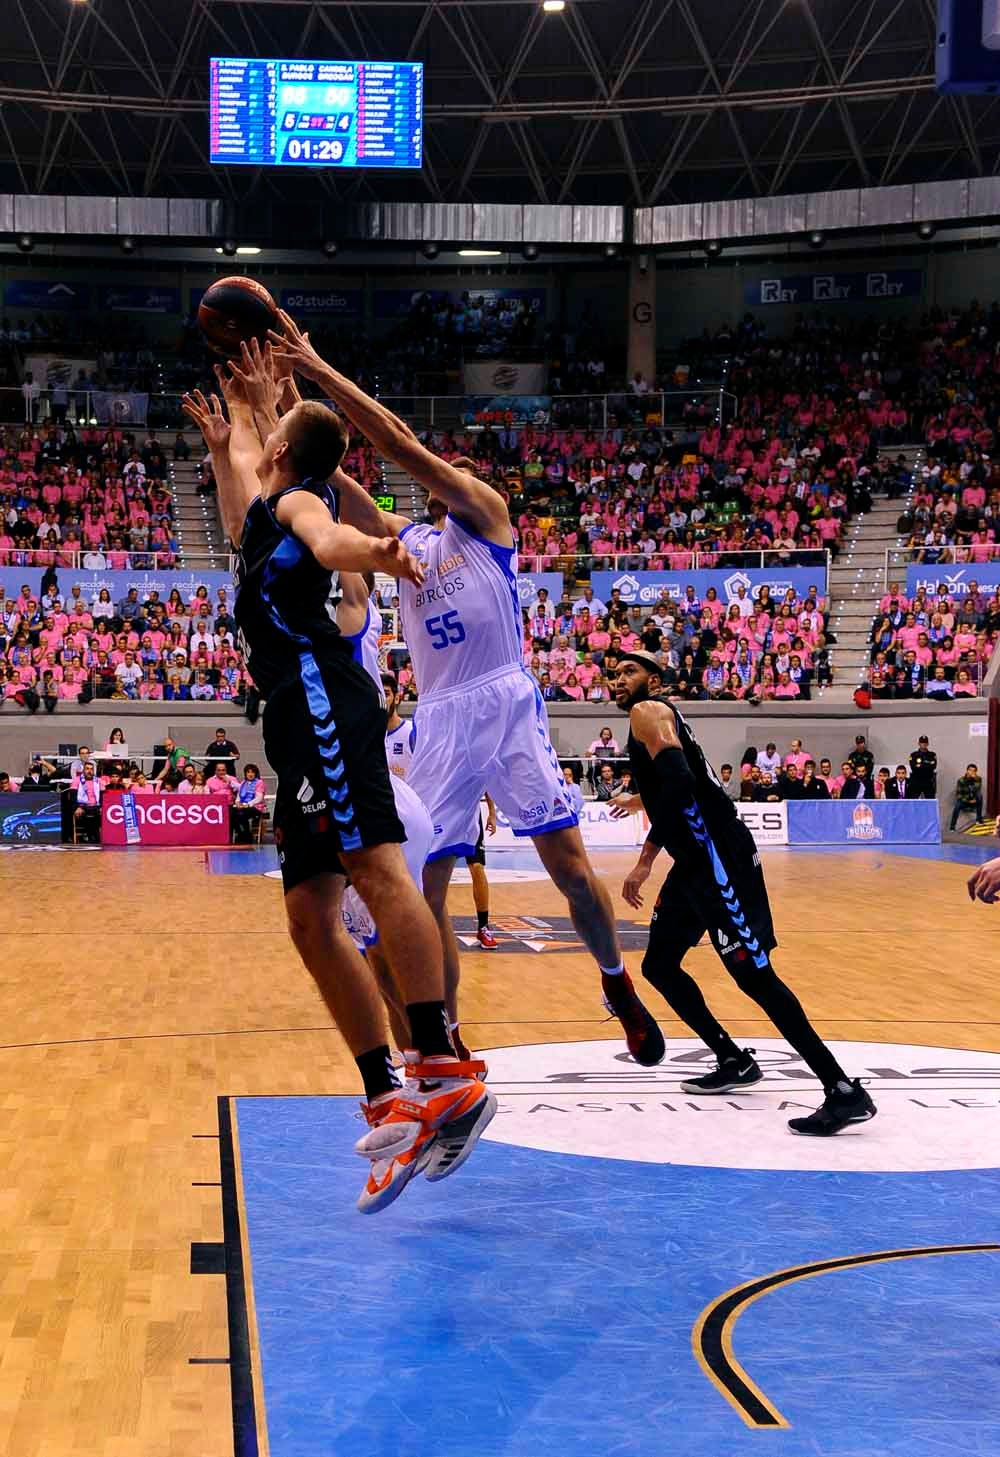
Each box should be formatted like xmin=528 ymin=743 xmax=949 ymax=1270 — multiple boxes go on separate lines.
xmin=397 ymin=512 xmax=578 ymax=860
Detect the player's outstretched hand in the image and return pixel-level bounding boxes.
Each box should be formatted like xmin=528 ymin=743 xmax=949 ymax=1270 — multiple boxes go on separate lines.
xmin=968 ymin=855 xmax=1000 ymax=902
xmin=181 ymin=389 xmax=230 ymax=451
xmin=622 ymin=859 xmax=651 ymax=909
xmin=268 ymin=310 xmax=327 ymax=382
xmin=609 ymin=793 xmax=642 ymax=819
xmin=227 ymin=338 xmax=279 ymax=413
xmin=372 ymin=536 xmax=425 ymax=586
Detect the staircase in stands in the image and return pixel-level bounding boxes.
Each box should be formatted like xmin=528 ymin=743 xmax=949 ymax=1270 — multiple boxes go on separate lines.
xmin=168 ymin=438 xmax=228 ymax=569
xmin=821 ymin=449 xmax=920 ymax=702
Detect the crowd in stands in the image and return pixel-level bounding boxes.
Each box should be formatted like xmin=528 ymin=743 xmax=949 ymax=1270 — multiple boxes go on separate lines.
xmin=865 ymin=579 xmax=995 ymax=700
xmin=726 ymin=732 xmax=940 ymax=802
xmin=0 ymin=423 xmax=177 ymax=568
xmin=0 ymin=579 xmax=250 ymax=707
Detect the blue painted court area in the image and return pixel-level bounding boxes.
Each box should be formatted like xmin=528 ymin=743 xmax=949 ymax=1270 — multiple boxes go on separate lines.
xmin=234 ymin=1096 xmax=1000 ymax=1457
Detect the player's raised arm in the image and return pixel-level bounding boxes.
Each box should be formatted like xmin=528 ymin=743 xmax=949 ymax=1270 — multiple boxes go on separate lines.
xmin=270 ymin=310 xmax=511 ymax=546
xmin=180 ymin=387 xmax=248 ymax=547
xmin=275 ymin=490 xmax=425 ymax=583
xmin=333 ymin=467 xmax=411 ymax=539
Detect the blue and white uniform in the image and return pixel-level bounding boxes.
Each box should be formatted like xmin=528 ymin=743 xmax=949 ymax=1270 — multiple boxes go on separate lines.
xmin=340 ymin=594 xmax=434 ymax=950
xmin=385 ymin=719 xmax=415 ymax=779
xmin=398 ymin=513 xmax=577 ymax=861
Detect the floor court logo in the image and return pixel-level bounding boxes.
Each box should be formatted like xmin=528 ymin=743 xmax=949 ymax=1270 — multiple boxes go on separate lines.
xmin=478 ymin=1039 xmax=1000 ymax=1173
xmin=455 ymin=913 xmax=649 ymax=954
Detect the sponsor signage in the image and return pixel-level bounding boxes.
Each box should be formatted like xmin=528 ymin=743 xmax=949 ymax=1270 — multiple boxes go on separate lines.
xmin=374 ymin=286 xmax=545 ymax=320
xmin=517 ymin=571 xmax=564 ymax=608
xmin=0 ymin=791 xmax=63 ymax=845
xmin=786 ymin=799 xmax=940 ymax=846
xmin=101 ymin=793 xmax=230 ymax=847
xmin=745 ymin=270 xmax=922 ymax=307
xmin=490 ymin=798 xmax=642 ymax=849
xmin=279 ymin=288 xmax=362 ymax=317
xmin=0 ymin=567 xmax=234 ymax=608
xmin=98 ymin=285 xmax=181 ymax=314
xmin=735 ymin=801 xmax=788 ymax=845
xmin=4 ymin=280 xmax=90 ymax=311
xmin=461 ymin=394 xmax=551 ymax=426
xmin=905 ymin=563 xmax=1000 ymax=597
xmin=590 ymin=566 xmax=827 ymax=607
xmin=464 ymin=361 xmax=547 ymax=396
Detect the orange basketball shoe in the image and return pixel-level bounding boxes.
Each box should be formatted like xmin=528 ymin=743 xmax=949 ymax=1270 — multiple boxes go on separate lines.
xmin=355 ymin=1057 xmax=496 ymax=1213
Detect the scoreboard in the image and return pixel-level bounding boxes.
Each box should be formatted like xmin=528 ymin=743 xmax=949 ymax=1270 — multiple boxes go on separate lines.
xmin=210 ymin=58 xmax=423 ymax=169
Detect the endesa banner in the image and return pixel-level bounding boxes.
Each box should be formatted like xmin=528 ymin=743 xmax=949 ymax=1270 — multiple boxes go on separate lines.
xmin=101 ymin=793 xmax=230 ymax=847
xmin=905 ymin=564 xmax=1000 ymax=598
xmin=786 ymin=799 xmax=940 ymax=846
xmin=735 ymin=802 xmax=788 ymax=846
xmin=590 ymin=566 xmax=827 ymax=608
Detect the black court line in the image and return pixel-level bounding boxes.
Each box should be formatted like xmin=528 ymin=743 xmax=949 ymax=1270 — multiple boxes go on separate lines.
xmin=217 ymin=1096 xmax=262 ymax=1457
xmin=693 ymin=1243 xmax=1000 ymax=1429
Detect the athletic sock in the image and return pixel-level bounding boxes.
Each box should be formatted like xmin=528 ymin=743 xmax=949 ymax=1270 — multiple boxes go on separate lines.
xmin=477 ymin=910 xmax=489 ymax=931
xmin=406 ymin=1000 xmax=455 ymax=1058
xmin=356 ymin=1045 xmax=400 ymax=1102
xmin=600 ymin=961 xmax=625 ymax=976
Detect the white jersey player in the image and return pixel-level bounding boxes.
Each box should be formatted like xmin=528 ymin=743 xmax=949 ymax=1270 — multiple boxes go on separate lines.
xmin=270 ymin=311 xmax=666 ymax=1067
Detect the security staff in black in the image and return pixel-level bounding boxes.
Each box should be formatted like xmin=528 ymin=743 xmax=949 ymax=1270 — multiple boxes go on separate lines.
xmin=235 ymin=477 xmax=403 ymax=891
xmin=613 ymin=650 xmax=876 ymax=1136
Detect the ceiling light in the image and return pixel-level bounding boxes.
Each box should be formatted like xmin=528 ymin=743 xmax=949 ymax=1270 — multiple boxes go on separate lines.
xmin=807 ymin=230 xmax=825 ymax=249
xmin=422 ymin=242 xmax=440 ymax=259
xmin=459 ymin=248 xmax=502 ymax=257
xmin=703 ymin=239 xmax=723 ymax=257
xmin=542 ymin=0 xmax=566 ymax=11
xmin=603 ymin=244 xmax=619 ymax=258
xmin=15 ymin=234 xmax=33 ymax=253
xmin=522 ymin=243 xmax=539 ymax=261
xmin=215 ymin=244 xmax=260 ymax=255
xmin=120 ymin=236 xmax=137 ymax=254
xmin=321 ymin=239 xmax=338 ymax=257
xmin=916 ymin=221 xmax=936 ymax=240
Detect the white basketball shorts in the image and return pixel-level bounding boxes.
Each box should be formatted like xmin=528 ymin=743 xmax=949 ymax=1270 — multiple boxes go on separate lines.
xmin=342 ymin=773 xmax=434 ymax=951
xmin=407 ymin=666 xmax=579 ymax=862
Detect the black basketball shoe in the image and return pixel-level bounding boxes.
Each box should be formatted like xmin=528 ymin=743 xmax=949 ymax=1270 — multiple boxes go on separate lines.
xmin=681 ymin=1048 xmax=763 ymax=1094
xmin=788 ymin=1079 xmax=877 ymax=1136
xmin=601 ymin=972 xmax=666 ymax=1067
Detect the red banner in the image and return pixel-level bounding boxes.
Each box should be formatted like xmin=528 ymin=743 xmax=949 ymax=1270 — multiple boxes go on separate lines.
xmin=101 ymin=792 xmax=230 ymax=846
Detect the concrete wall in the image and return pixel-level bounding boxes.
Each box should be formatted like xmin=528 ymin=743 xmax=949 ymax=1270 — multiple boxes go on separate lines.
xmin=0 ymin=700 xmax=987 ymax=821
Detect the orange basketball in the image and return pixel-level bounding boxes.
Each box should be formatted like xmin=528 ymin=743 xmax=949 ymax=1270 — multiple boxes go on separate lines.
xmin=198 ymin=276 xmax=279 ymax=355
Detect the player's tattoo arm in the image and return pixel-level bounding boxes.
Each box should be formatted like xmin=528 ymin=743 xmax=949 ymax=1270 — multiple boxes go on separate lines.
xmin=270 ymin=310 xmax=511 ymax=544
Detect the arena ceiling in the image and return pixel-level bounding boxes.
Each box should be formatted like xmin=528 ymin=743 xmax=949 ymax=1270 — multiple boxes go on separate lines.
xmin=0 ymin=0 xmax=997 ymax=213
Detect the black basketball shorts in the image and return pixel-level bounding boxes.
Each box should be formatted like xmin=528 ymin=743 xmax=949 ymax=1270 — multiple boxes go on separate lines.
xmin=263 ymin=653 xmax=403 ymax=893
xmin=465 ymin=814 xmax=486 ymax=868
xmin=646 ymin=817 xmax=777 ymax=973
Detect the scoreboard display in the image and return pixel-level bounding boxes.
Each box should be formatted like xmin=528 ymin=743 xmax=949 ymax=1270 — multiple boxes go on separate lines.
xmin=210 ymin=58 xmax=423 ymax=169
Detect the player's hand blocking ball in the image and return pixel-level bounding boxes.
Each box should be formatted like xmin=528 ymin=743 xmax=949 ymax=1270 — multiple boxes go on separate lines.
xmin=268 ymin=309 xmax=326 ymax=380
xmin=198 ymin=277 xmax=282 ymax=355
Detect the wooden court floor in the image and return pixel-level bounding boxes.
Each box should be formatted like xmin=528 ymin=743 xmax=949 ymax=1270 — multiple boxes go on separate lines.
xmin=1 ymin=845 xmax=999 ymax=1456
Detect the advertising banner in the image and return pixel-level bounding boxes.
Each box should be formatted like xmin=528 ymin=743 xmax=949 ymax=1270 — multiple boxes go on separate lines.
xmin=101 ymin=793 xmax=230 ymax=847
xmin=24 ymin=354 xmax=97 ymax=388
xmin=0 ymin=791 xmax=63 ymax=845
xmin=98 ymin=285 xmax=181 ymax=314
xmin=0 ymin=567 xmax=234 ymax=606
xmin=735 ymin=802 xmax=788 ymax=846
xmin=490 ymin=798 xmax=643 ymax=849
xmin=590 ymin=566 xmax=827 ymax=607
xmin=461 ymin=394 xmax=551 ymax=426
xmin=786 ymin=799 xmax=940 ymax=846
xmin=744 ymin=270 xmax=922 ymax=307
xmin=279 ymin=288 xmax=362 ymax=317
xmin=516 ymin=571 xmax=565 ymax=608
xmin=464 ymin=361 xmax=547 ymax=395
xmin=5 ymin=280 xmax=90 ymax=311
xmin=905 ymin=563 xmax=1000 ymax=597
xmin=374 ymin=287 xmax=545 ymax=320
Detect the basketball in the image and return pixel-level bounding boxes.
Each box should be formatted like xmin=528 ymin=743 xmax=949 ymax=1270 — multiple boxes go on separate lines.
xmin=197 ymin=276 xmax=279 ymax=355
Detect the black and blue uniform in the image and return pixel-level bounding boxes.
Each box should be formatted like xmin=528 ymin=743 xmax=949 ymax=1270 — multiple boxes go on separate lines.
xmin=234 ymin=480 xmax=402 ymax=891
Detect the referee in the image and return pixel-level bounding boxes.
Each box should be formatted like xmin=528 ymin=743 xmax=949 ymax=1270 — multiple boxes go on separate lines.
xmin=612 ymin=650 xmax=876 ymax=1136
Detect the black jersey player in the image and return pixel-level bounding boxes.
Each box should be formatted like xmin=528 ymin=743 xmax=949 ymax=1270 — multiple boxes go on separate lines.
xmin=181 ymin=351 xmax=494 ymax=1211
xmin=612 ymin=650 xmax=875 ymax=1136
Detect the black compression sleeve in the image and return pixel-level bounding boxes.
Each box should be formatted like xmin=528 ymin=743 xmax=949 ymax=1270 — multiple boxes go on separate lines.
xmin=647 ymin=746 xmax=697 ymax=848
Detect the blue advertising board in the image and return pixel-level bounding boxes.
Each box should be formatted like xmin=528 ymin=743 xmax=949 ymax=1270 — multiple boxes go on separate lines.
xmin=516 ymin=572 xmax=564 ymax=609
xmin=279 ymin=288 xmax=362 ymax=317
xmin=590 ymin=567 xmax=827 ymax=608
xmin=5 ymin=280 xmax=90 ymax=311
xmin=0 ymin=567 xmax=233 ymax=607
xmin=0 ymin=792 xmax=63 ymax=845
xmin=905 ymin=563 xmax=1000 ymax=597
xmin=787 ymin=799 xmax=940 ymax=846
xmin=98 ymin=285 xmax=181 ymax=314
xmin=744 ymin=270 xmax=922 ymax=307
